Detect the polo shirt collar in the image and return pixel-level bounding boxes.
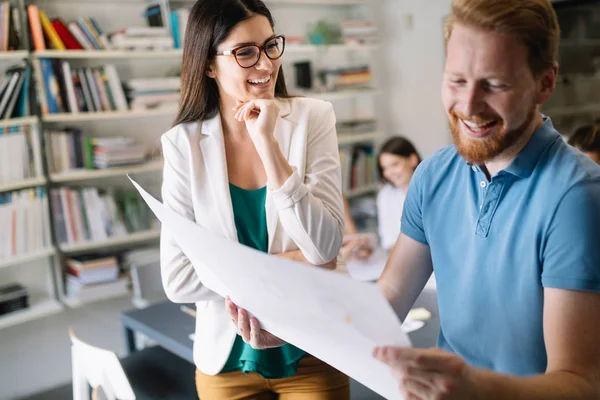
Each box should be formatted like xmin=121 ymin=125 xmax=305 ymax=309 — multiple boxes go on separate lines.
xmin=503 ymin=117 xmax=561 ymax=178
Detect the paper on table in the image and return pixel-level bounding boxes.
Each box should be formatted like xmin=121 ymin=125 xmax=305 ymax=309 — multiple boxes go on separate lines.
xmin=130 ymin=177 xmax=409 ymax=400
xmin=346 ymin=247 xmax=388 ymax=282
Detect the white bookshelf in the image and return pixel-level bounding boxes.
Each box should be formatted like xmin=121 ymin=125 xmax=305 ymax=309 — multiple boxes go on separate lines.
xmin=304 ymin=87 xmax=380 ymax=101
xmin=0 ymin=50 xmax=29 ymax=61
xmin=60 ymin=229 xmax=161 ymax=255
xmin=33 ymin=44 xmax=378 ymax=59
xmin=0 ymin=176 xmax=47 ymax=193
xmin=0 ymin=248 xmax=56 ymax=270
xmin=5 ymin=0 xmax=384 ymax=316
xmin=0 ymin=298 xmax=62 ymax=330
xmin=50 ymin=160 xmax=163 ymax=183
xmin=43 ymin=109 xmax=176 ymax=123
xmin=337 ymin=131 xmax=380 ymax=146
xmin=33 ymin=49 xmax=184 ymax=59
xmin=346 ymin=183 xmax=379 ymax=199
xmin=63 ymin=290 xmax=132 ymax=309
xmin=0 ymin=116 xmax=39 ymax=128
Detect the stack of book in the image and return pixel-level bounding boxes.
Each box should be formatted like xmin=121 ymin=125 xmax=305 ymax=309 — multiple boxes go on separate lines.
xmin=0 ymin=124 xmax=42 ymax=185
xmin=34 ymin=60 xmax=128 ymax=114
xmin=0 ymin=62 xmax=31 ymax=119
xmin=47 ymin=130 xmax=148 ymax=173
xmin=0 ymin=188 xmax=52 ymax=261
xmin=50 ymin=187 xmax=155 ymax=245
xmin=0 ymin=2 xmax=24 ymax=51
xmin=125 ymin=77 xmax=180 ymax=111
xmin=321 ymin=65 xmax=372 ymax=92
xmin=92 ymin=137 xmax=147 ymax=169
xmin=108 ymin=27 xmax=174 ymax=51
xmin=65 ymin=256 xmax=130 ymax=303
xmin=27 ymin=5 xmax=109 ymax=51
xmin=340 ymin=20 xmax=378 ymax=45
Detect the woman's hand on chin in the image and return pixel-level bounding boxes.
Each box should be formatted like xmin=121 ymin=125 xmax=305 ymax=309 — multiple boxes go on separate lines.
xmin=232 ymin=99 xmax=280 ymax=141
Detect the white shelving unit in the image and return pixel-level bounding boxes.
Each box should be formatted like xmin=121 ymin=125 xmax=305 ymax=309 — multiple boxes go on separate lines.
xmin=337 ymin=130 xmax=380 ymax=146
xmin=33 ymin=43 xmax=378 ymax=59
xmin=346 ymin=183 xmax=379 ymax=199
xmin=0 ymin=0 xmax=384 ymax=322
xmin=60 ymin=229 xmax=161 ymax=256
xmin=0 ymin=50 xmax=29 ymax=61
xmin=0 ymin=108 xmax=58 ymax=328
xmin=43 ymin=109 xmax=176 ymax=123
xmin=0 ymin=176 xmax=47 ymax=193
xmin=0 ymin=248 xmax=56 ymax=271
xmin=50 ymin=160 xmax=163 ymax=183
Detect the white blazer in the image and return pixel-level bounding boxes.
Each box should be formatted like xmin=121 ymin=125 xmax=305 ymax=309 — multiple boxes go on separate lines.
xmin=160 ymin=97 xmax=345 ymax=375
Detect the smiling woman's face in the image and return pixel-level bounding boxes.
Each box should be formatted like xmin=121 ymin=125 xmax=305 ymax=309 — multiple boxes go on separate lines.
xmin=208 ymin=15 xmax=282 ymax=105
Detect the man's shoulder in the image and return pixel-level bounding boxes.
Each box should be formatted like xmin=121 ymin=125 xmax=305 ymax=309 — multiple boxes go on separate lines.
xmin=540 ymin=137 xmax=600 ymax=189
xmin=416 ymin=145 xmax=463 ymax=178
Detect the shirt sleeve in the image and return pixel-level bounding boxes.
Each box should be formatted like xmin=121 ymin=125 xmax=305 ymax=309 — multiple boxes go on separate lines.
xmin=270 ymin=101 xmax=345 ymax=265
xmin=541 ymin=181 xmax=600 ymax=292
xmin=400 ymin=162 xmax=428 ymax=245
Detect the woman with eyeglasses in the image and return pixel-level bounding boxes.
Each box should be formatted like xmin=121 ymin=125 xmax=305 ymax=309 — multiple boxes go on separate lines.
xmin=160 ymin=0 xmax=349 ymax=398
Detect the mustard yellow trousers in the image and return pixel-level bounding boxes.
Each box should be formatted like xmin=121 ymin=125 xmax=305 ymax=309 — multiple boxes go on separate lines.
xmin=195 ymin=354 xmax=350 ymax=399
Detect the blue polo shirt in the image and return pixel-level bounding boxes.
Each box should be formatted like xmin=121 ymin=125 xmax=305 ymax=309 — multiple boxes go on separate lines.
xmin=402 ymin=117 xmax=600 ymax=376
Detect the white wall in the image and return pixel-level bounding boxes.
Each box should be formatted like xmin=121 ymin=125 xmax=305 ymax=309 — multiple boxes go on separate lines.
xmin=378 ymin=0 xmax=454 ymax=158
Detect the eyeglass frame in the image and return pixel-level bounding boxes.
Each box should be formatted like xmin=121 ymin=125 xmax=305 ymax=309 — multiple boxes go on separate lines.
xmin=214 ymin=35 xmax=286 ymax=68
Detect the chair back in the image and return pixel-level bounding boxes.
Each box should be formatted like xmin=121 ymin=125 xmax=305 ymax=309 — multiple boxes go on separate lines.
xmin=69 ymin=328 xmax=136 ymax=400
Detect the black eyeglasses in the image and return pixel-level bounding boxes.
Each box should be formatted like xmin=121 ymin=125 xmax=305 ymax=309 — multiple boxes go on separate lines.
xmin=215 ymin=35 xmax=285 ymax=68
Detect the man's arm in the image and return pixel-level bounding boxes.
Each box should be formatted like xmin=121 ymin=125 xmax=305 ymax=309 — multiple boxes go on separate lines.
xmin=377 ymin=233 xmax=434 ymax=322
xmin=373 ymin=288 xmax=600 ymax=400
xmin=276 ymin=250 xmax=337 ymax=270
xmin=473 ymin=288 xmax=600 ymax=400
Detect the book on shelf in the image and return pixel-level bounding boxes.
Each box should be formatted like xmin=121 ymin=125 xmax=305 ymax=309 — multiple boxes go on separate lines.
xmin=0 ymin=61 xmax=31 ymax=119
xmin=65 ymin=255 xmax=119 ymax=285
xmin=28 ymin=5 xmax=108 ymax=51
xmin=0 ymin=123 xmax=42 ymax=185
xmin=169 ymin=8 xmax=189 ymax=50
xmin=125 ymin=76 xmax=180 ymax=111
xmin=66 ymin=274 xmax=130 ymax=303
xmin=47 ymin=129 xmax=150 ymax=173
xmin=340 ymin=145 xmax=377 ymax=193
xmin=0 ymin=2 xmax=23 ymax=52
xmin=50 ymin=187 xmax=157 ymax=246
xmin=34 ymin=59 xmax=128 ymax=115
xmin=0 ymin=283 xmax=28 ymax=316
xmin=0 ymin=188 xmax=52 ymax=261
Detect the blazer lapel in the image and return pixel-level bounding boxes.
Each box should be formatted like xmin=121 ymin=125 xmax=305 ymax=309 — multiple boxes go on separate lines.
xmin=198 ymin=114 xmax=238 ymax=242
xmin=267 ymin=99 xmax=294 ymax=252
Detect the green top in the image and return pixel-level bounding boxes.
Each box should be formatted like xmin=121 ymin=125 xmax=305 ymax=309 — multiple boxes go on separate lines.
xmin=221 ymin=182 xmax=305 ymax=379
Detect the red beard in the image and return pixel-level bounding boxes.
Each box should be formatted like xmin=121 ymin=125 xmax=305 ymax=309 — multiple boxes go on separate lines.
xmin=449 ymin=106 xmax=536 ymax=164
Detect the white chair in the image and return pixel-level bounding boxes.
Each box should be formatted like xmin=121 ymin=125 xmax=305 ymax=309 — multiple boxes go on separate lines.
xmin=70 ymin=328 xmax=197 ymax=400
xmin=70 ymin=328 xmax=136 ymax=400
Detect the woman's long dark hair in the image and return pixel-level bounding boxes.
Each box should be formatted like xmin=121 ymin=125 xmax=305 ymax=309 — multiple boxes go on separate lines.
xmin=377 ymin=136 xmax=422 ymax=182
xmin=173 ymin=0 xmax=290 ymax=127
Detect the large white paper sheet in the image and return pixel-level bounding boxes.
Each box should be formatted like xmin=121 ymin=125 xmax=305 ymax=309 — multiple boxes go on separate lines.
xmin=130 ymin=178 xmax=409 ymax=399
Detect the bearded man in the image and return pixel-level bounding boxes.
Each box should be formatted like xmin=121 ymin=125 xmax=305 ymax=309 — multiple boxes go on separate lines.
xmin=373 ymin=0 xmax=600 ymax=399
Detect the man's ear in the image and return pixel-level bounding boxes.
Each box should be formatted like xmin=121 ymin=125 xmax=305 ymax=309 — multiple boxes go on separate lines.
xmin=537 ymin=61 xmax=558 ymax=105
